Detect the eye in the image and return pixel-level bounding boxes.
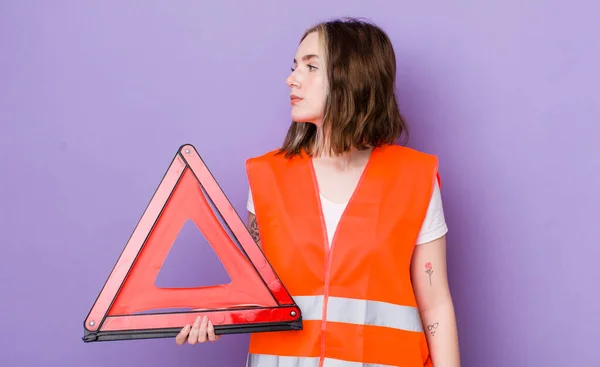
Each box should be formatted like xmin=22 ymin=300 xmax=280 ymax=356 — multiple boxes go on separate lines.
xmin=290 ymin=67 xmax=296 ymax=72
xmin=307 ymin=64 xmax=318 ymax=71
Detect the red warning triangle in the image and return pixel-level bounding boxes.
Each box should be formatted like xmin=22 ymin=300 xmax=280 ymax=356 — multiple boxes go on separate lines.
xmin=82 ymin=144 xmax=302 ymax=342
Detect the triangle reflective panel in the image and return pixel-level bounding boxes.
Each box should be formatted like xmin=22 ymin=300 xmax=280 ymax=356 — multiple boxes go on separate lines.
xmin=82 ymin=144 xmax=302 ymax=342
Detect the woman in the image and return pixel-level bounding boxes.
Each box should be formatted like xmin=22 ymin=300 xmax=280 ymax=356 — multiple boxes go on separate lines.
xmin=176 ymin=18 xmax=461 ymax=367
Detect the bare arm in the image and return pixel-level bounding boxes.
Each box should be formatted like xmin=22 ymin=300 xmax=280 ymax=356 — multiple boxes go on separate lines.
xmin=247 ymin=211 xmax=262 ymax=248
xmin=411 ymin=235 xmax=460 ymax=366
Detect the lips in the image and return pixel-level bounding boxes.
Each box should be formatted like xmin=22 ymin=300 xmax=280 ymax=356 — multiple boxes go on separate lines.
xmin=290 ymin=94 xmax=303 ymax=105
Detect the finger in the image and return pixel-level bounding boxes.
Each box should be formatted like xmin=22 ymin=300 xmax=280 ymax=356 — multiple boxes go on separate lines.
xmin=175 ymin=324 xmax=191 ymax=345
xmin=187 ymin=316 xmax=201 ymax=344
xmin=207 ymin=320 xmax=219 ymax=341
xmin=198 ymin=316 xmax=209 ymax=343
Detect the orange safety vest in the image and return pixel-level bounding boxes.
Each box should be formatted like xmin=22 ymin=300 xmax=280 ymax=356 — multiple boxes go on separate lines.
xmin=245 ymin=143 xmax=439 ymax=367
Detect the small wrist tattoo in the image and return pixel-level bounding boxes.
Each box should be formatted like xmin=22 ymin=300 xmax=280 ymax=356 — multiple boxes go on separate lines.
xmin=427 ymin=322 xmax=439 ymax=336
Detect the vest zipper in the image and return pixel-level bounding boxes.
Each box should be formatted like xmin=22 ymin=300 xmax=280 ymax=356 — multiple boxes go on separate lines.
xmin=320 ymin=222 xmax=335 ymax=367
xmin=319 ymin=205 xmax=347 ymax=367
xmin=308 ymin=160 xmax=333 ymax=367
xmin=309 ymin=150 xmax=376 ymax=367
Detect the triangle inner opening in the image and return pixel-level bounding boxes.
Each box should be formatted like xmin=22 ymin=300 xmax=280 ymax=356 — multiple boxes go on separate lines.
xmin=154 ymin=218 xmax=232 ymax=288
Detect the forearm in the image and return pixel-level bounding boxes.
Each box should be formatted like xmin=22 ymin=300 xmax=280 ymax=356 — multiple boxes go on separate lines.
xmin=420 ymin=300 xmax=460 ymax=367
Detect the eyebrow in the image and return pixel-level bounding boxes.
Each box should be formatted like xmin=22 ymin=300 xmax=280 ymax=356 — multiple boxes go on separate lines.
xmin=293 ymin=54 xmax=319 ymax=65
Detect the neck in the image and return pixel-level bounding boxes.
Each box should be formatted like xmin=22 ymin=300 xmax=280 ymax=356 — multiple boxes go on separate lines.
xmin=313 ymin=138 xmax=373 ymax=171
xmin=310 ymin=124 xmax=373 ymax=170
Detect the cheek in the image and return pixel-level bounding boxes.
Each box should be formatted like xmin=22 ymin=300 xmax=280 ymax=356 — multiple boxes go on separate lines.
xmin=317 ymin=78 xmax=328 ymax=105
xmin=307 ymin=90 xmax=325 ymax=112
xmin=307 ymin=77 xmax=326 ymax=106
xmin=290 ymin=74 xmax=327 ymax=121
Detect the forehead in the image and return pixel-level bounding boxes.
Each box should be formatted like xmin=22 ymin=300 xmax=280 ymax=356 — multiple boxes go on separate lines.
xmin=296 ymin=32 xmax=321 ymax=58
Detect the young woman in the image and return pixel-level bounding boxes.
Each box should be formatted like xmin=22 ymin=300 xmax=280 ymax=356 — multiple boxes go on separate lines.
xmin=176 ymin=18 xmax=461 ymax=367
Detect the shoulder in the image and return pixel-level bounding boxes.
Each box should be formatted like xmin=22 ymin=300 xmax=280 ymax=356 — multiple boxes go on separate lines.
xmin=381 ymin=144 xmax=439 ymax=166
xmin=247 ymin=148 xmax=281 ymax=160
xmin=245 ymin=148 xmax=279 ymax=169
xmin=245 ymin=148 xmax=294 ymax=182
xmin=246 ymin=148 xmax=286 ymax=163
xmin=381 ymin=144 xmax=442 ymax=188
xmin=246 ymin=148 xmax=306 ymax=171
xmin=382 ymin=143 xmax=435 ymax=156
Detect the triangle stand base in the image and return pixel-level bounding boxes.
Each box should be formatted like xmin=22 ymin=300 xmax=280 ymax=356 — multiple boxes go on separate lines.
xmin=84 ymin=310 xmax=303 ymax=342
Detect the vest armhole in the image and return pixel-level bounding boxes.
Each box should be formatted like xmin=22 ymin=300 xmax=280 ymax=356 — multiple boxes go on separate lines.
xmin=432 ymin=154 xmax=441 ymax=191
xmin=245 ymin=158 xmax=263 ymax=205
xmin=245 ymin=154 xmax=277 ymax=218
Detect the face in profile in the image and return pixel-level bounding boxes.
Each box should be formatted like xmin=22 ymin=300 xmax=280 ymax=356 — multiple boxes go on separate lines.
xmin=286 ymin=32 xmax=328 ymax=126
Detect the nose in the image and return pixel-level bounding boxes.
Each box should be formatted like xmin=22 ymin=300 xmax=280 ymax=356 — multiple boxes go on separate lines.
xmin=286 ymin=70 xmax=301 ymax=89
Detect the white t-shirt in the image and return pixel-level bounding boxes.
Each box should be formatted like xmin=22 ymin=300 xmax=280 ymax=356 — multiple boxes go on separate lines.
xmin=247 ymin=181 xmax=448 ymax=246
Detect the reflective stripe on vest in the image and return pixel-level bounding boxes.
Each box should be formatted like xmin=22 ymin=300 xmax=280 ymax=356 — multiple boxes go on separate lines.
xmin=293 ymin=295 xmax=423 ymax=332
xmin=247 ymin=354 xmax=396 ymax=367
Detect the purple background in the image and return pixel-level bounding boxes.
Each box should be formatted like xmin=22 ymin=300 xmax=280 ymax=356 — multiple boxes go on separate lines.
xmin=1 ymin=1 xmax=599 ymax=366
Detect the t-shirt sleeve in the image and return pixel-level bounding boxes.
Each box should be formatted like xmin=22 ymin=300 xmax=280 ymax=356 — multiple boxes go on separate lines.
xmin=247 ymin=187 xmax=255 ymax=214
xmin=416 ymin=180 xmax=448 ymax=245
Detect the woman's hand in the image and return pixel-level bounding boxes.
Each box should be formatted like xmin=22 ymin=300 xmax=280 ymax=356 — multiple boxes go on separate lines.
xmin=175 ymin=316 xmax=221 ymax=345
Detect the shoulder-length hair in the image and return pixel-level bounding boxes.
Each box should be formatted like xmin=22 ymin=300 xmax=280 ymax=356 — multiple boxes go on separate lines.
xmin=278 ymin=18 xmax=409 ymax=159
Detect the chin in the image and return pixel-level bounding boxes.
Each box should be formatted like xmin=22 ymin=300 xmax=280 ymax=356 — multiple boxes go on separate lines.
xmin=291 ymin=112 xmax=319 ymax=125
